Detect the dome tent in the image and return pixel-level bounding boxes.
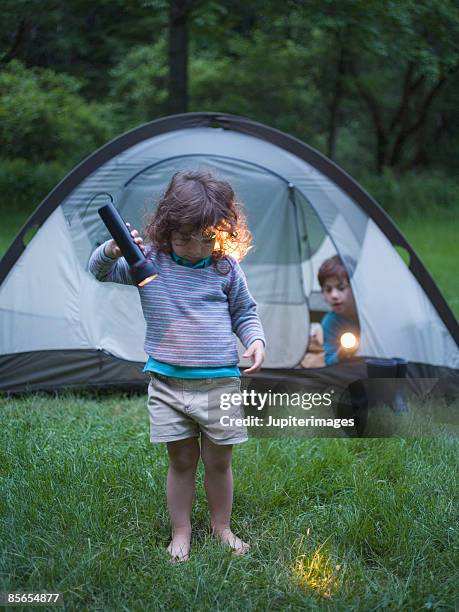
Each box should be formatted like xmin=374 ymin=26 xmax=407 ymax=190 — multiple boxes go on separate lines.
xmin=0 ymin=112 xmax=458 ymax=393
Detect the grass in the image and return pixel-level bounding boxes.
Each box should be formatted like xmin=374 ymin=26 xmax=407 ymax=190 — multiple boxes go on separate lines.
xmin=0 ymin=209 xmax=29 ymax=258
xmin=1 ymin=393 xmax=458 ymax=610
xmin=392 ymin=208 xmax=459 ymax=318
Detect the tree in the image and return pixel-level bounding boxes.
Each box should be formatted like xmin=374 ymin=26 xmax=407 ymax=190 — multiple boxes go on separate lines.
xmin=109 ymin=41 xmax=169 ymax=125
xmin=168 ymin=0 xmax=193 ymax=113
xmin=343 ymin=1 xmax=459 ymax=172
xmin=0 ymin=0 xmax=167 ymax=98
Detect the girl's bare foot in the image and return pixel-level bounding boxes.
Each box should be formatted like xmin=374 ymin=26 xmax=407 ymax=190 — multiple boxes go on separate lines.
xmin=167 ymin=528 xmax=191 ymax=562
xmin=212 ymin=526 xmax=250 ymax=556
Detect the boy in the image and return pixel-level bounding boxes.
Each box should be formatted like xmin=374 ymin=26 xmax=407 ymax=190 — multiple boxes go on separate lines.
xmin=318 ymin=255 xmax=359 ymax=366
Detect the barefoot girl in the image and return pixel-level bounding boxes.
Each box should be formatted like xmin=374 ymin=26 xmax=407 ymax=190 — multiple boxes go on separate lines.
xmin=89 ymin=170 xmax=265 ymax=561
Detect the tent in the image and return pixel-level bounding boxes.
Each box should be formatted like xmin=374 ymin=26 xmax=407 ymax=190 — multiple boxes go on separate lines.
xmin=0 ymin=112 xmax=458 ymax=393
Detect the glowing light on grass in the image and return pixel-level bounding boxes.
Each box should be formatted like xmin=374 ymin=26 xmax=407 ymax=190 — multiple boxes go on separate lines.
xmin=340 ymin=332 xmax=358 ymax=350
xmin=292 ymin=548 xmax=341 ymax=599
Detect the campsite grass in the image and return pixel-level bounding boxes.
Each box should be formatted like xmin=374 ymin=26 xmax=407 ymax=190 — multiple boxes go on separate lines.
xmin=392 ymin=207 xmax=459 ymax=319
xmin=0 ymin=209 xmax=27 ymax=259
xmin=1 ymin=393 xmax=458 ymax=610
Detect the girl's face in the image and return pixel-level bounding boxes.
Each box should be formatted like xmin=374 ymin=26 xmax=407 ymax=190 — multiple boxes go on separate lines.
xmin=170 ymin=224 xmax=216 ymax=263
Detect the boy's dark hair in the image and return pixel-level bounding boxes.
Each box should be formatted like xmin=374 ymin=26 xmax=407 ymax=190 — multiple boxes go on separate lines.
xmin=318 ymin=255 xmax=356 ymax=288
xmin=143 ymin=170 xmax=252 ymax=272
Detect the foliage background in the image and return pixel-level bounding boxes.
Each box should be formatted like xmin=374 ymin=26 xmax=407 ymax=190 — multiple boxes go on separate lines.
xmin=1 ymin=0 xmax=459 ymax=214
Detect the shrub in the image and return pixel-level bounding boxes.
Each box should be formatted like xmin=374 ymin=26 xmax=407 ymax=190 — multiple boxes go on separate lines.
xmin=0 ymin=159 xmax=68 ymax=212
xmin=108 ymin=40 xmax=169 ymax=127
xmin=357 ymin=170 xmax=459 ymax=218
xmin=108 ymin=34 xmax=320 ymax=144
xmin=0 ymin=60 xmax=116 ymax=165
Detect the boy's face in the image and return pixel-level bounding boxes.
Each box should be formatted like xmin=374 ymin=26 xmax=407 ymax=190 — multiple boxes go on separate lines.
xmin=170 ymin=224 xmax=216 ymax=263
xmin=322 ymin=275 xmax=357 ymax=319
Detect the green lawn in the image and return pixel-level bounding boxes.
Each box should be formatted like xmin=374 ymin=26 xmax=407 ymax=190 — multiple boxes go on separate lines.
xmin=0 ymin=210 xmax=28 ymax=258
xmin=392 ymin=209 xmax=459 ymax=319
xmin=1 ymin=394 xmax=457 ymax=610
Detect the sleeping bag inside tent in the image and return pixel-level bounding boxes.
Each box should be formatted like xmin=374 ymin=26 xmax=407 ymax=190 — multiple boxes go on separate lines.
xmin=0 ymin=112 xmax=458 ymax=393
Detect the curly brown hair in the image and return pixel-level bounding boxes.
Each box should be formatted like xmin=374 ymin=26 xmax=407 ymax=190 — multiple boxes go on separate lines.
xmin=143 ymin=169 xmax=252 ymax=273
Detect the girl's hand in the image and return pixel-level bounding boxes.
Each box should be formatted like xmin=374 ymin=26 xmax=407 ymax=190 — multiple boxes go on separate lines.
xmin=104 ymin=223 xmax=145 ymax=259
xmin=242 ymin=339 xmax=265 ymax=374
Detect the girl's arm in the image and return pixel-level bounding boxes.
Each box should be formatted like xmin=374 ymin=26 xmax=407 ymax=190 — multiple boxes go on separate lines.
xmin=226 ymin=259 xmax=266 ymax=350
xmin=88 ymin=241 xmax=134 ymax=285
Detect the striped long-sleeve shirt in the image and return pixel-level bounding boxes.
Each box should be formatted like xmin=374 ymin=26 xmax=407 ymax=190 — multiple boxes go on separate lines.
xmin=88 ymin=242 xmax=266 ymax=367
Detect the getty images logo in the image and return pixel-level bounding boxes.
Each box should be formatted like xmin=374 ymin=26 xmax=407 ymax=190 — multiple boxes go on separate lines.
xmin=220 ymin=389 xmax=334 ymax=411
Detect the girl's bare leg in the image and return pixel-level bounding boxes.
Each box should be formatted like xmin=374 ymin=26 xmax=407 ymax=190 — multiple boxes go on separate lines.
xmin=166 ymin=437 xmax=200 ymax=561
xmin=200 ymin=435 xmax=250 ymax=555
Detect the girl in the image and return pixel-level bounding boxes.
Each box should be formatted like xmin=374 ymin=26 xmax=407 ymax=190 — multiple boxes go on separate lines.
xmin=89 ymin=170 xmax=266 ymax=562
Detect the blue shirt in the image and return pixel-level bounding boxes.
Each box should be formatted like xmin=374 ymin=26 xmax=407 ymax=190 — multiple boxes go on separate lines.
xmin=321 ymin=311 xmax=359 ymax=366
xmin=143 ymin=251 xmax=240 ymax=378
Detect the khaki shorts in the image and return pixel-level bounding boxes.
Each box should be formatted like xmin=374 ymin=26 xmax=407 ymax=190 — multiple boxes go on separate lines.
xmin=147 ymin=373 xmax=248 ymax=445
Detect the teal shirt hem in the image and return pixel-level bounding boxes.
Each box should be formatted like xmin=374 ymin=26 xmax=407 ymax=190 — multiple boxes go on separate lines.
xmin=143 ymin=357 xmax=240 ymax=379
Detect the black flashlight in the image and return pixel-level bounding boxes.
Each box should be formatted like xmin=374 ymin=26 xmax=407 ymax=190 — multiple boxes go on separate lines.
xmin=98 ymin=202 xmax=157 ymax=287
